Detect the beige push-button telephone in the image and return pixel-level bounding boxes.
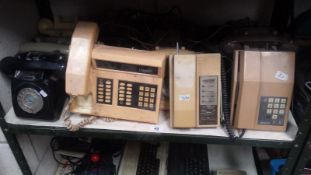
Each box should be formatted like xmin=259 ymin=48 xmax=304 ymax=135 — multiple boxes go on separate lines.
xmin=66 ymin=22 xmax=166 ymax=123
xmin=230 ymin=50 xmax=295 ymax=131
xmin=169 ymin=54 xmax=221 ymax=128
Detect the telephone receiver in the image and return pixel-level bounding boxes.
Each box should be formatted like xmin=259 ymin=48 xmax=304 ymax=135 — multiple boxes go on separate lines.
xmin=0 ymin=52 xmax=66 ymax=77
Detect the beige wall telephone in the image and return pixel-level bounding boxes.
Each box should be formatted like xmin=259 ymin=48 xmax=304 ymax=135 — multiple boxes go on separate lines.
xmin=66 ymin=22 xmax=166 ymax=123
xmin=230 ymin=50 xmax=295 ymax=131
xmin=169 ymin=54 xmax=221 ymax=128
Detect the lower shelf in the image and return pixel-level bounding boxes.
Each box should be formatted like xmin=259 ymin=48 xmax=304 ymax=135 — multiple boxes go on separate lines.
xmin=4 ymin=108 xmax=298 ymax=148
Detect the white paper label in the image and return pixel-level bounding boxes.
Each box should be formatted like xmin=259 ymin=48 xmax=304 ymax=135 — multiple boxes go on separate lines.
xmin=179 ymin=94 xmax=190 ymax=101
xmin=40 ymin=90 xmax=48 ymax=97
xmin=275 ymin=71 xmax=288 ymax=81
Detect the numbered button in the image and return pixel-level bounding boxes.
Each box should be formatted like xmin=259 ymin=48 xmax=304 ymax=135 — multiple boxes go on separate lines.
xmin=272 ymin=114 xmax=278 ymax=120
xmin=139 ymin=91 xmax=144 ymax=96
xmin=149 ymin=104 xmax=154 ymax=109
xmin=139 ymin=86 xmax=144 ymax=91
xmin=150 ymin=93 xmax=155 ymax=98
xmin=151 ymin=88 xmax=156 ymax=93
xmin=275 ymin=98 xmax=280 ymax=103
xmin=150 ymin=98 xmax=155 ymax=103
xmin=268 ymin=103 xmax=273 ymax=108
xmin=144 ymin=92 xmax=149 ymax=97
xmin=268 ymin=98 xmax=274 ymax=103
xmin=127 ymin=84 xmax=133 ymax=87
xmin=106 ymin=81 xmax=112 ymax=85
xmin=145 ymin=87 xmax=150 ymax=91
xmin=281 ymin=98 xmax=287 ymax=103
xmin=273 ymin=109 xmax=279 ymax=114
xmin=267 ymin=109 xmax=272 ymax=114
xmin=279 ymin=109 xmax=285 ymax=115
xmin=138 ymin=102 xmax=143 ymax=107
xmin=280 ymin=104 xmax=286 ymax=109
xmin=144 ymin=103 xmax=149 ymax=108
xmin=274 ymin=104 xmax=279 ymax=108
xmin=139 ymin=97 xmax=143 ymax=101
xmin=144 ymin=98 xmax=149 ymax=102
xmin=120 ymin=82 xmax=125 ymax=86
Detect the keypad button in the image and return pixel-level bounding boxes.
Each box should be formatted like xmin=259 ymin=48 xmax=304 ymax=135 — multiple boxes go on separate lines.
xmin=98 ymin=91 xmax=104 ymax=95
xmin=145 ymin=87 xmax=150 ymax=91
xmin=279 ymin=109 xmax=285 ymax=115
xmin=119 ymin=94 xmax=124 ymax=98
xmin=267 ymin=109 xmax=272 ymax=114
xmin=144 ymin=98 xmax=149 ymax=102
xmin=273 ymin=109 xmax=278 ymax=114
xmin=150 ymin=99 xmax=154 ymax=103
xmin=105 ymin=88 xmax=111 ymax=92
xmin=98 ymin=88 xmax=104 ymax=91
xmin=274 ymin=104 xmax=279 ymax=108
xmin=106 ymin=85 xmax=111 ymax=88
xmin=268 ymin=103 xmax=273 ymax=108
xmin=281 ymin=98 xmax=287 ymax=103
xmin=139 ymin=92 xmax=144 ymax=96
xmin=150 ymin=93 xmax=155 ymax=98
xmin=126 ymin=95 xmax=132 ymax=98
xmin=106 ymin=81 xmax=112 ymax=85
xmin=149 ymin=104 xmax=154 ymax=108
xmin=98 ymin=95 xmax=104 ymax=99
xmin=138 ymin=102 xmax=143 ymax=107
xmin=268 ymin=98 xmax=274 ymax=103
xmin=139 ymin=97 xmax=143 ymax=101
xmin=119 ymin=97 xmax=124 ymax=101
xmin=126 ymin=91 xmax=132 ymax=95
xmin=151 ymin=88 xmax=156 ymax=93
xmin=127 ymin=87 xmax=133 ymax=91
xmin=105 ymin=96 xmax=111 ymax=100
xmin=98 ymin=99 xmax=104 ymax=102
xmin=275 ymin=98 xmax=280 ymax=103
xmin=119 ymin=90 xmax=125 ymax=94
xmin=280 ymin=104 xmax=285 ymax=109
xmin=144 ymin=103 xmax=149 ymax=107
xmin=127 ymin=84 xmax=133 ymax=87
xmin=106 ymin=92 xmax=111 ymax=96
xmin=126 ymin=98 xmax=131 ymax=102
xmin=98 ymin=84 xmax=104 ymax=88
xmin=105 ymin=99 xmax=111 ymax=103
xmin=145 ymin=92 xmax=149 ymax=97
xmin=126 ymin=102 xmax=131 ymax=106
xmin=120 ymin=82 xmax=125 ymax=86
xmin=119 ymin=86 xmax=125 ymax=90
xmin=272 ymin=114 xmax=278 ymax=120
xmin=139 ymin=86 xmax=144 ymax=91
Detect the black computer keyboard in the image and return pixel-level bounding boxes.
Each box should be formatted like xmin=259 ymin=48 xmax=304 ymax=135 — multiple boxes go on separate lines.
xmin=136 ymin=143 xmax=160 ymax=175
xmin=168 ymin=143 xmax=210 ymax=175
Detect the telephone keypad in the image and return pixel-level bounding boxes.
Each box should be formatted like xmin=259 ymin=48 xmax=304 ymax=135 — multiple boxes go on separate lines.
xmin=258 ymin=96 xmax=288 ymax=126
xmin=118 ymin=81 xmax=157 ymax=111
xmin=96 ymin=78 xmax=113 ymax=105
xmin=199 ymin=76 xmax=218 ymax=125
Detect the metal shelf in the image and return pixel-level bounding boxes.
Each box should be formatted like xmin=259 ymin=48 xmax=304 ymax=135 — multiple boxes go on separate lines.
xmin=1 ymin=105 xmax=309 ymax=175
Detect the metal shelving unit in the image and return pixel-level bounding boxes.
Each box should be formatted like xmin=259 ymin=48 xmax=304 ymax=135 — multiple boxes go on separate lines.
xmin=1 ymin=103 xmax=311 ymax=175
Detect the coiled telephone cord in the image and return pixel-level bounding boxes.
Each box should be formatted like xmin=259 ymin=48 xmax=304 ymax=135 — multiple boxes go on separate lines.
xmin=63 ymin=96 xmax=114 ymax=132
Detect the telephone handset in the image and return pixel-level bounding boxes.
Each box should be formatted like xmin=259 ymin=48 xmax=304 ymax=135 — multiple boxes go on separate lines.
xmin=230 ymin=50 xmax=295 ymax=131
xmin=65 ymin=22 xmax=99 ymax=96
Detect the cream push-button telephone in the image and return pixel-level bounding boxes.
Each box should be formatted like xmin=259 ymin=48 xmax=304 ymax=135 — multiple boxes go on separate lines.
xmin=65 ymin=22 xmax=166 ymax=123
xmin=230 ymin=50 xmax=295 ymax=131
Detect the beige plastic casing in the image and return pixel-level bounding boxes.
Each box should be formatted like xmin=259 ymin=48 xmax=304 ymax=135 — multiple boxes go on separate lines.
xmin=231 ymin=50 xmax=295 ymax=131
